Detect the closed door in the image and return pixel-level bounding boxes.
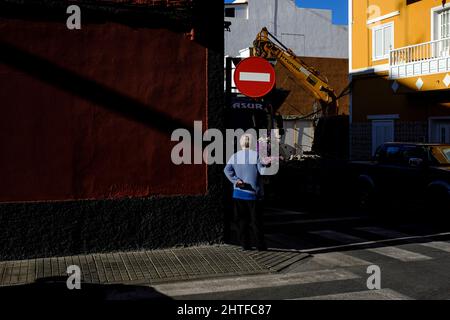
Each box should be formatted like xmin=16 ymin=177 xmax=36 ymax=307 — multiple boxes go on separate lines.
xmin=372 ymin=120 xmax=394 ymax=155
xmin=430 ymin=120 xmax=450 ymax=143
xmin=437 ymin=122 xmax=450 ymax=143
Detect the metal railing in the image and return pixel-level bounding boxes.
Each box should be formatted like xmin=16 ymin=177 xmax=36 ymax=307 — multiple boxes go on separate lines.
xmin=390 ymin=37 xmax=450 ymax=66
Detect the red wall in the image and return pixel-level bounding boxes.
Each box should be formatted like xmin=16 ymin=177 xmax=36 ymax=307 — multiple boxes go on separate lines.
xmin=0 ymin=18 xmax=207 ymax=202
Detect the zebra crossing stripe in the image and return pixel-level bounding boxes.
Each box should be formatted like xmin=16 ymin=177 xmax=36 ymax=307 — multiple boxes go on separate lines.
xmin=293 ymin=288 xmax=412 ymax=300
xmin=355 ymin=226 xmax=411 ymax=239
xmin=368 ymin=246 xmax=432 ymax=262
xmin=151 ymin=269 xmax=360 ymax=297
xmin=269 ymin=216 xmax=365 ymax=227
xmin=313 ymin=252 xmax=372 ymax=267
xmin=297 ymin=228 xmax=450 ymax=254
xmin=420 ymin=241 xmax=450 ymax=253
xmin=310 ymin=230 xmax=367 ymax=244
xmin=266 ymin=233 xmax=316 ymax=249
xmin=264 ymin=207 xmax=308 ymax=215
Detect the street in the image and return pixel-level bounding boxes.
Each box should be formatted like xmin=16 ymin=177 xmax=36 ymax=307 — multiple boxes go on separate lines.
xmin=151 ymin=206 xmax=450 ymax=300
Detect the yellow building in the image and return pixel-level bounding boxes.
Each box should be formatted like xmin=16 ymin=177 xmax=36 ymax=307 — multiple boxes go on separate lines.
xmin=349 ymin=0 xmax=450 ymax=159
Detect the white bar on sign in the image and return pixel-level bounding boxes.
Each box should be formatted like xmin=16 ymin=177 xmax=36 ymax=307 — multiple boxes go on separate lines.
xmin=239 ymin=72 xmax=271 ymax=82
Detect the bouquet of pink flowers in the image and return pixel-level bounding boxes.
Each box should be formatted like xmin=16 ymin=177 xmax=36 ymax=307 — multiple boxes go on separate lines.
xmin=257 ymin=137 xmax=283 ymax=167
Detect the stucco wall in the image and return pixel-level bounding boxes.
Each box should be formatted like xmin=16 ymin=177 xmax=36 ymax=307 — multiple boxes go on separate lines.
xmin=0 ymin=19 xmax=208 ymax=202
xmin=0 ymin=0 xmax=225 ymax=260
xmin=351 ymin=75 xmax=450 ymax=123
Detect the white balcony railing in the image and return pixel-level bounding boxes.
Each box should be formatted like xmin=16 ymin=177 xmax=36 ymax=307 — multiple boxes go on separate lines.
xmin=389 ymin=37 xmax=450 ymax=79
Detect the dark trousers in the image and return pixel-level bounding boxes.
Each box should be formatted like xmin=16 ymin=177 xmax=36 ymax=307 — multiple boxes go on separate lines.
xmin=233 ymin=199 xmax=267 ymax=250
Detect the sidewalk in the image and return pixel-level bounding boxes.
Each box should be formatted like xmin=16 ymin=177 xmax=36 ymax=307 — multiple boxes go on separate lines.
xmin=0 ymin=245 xmax=309 ymax=287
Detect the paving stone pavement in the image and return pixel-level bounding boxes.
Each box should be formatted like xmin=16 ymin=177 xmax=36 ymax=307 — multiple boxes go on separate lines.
xmin=0 ymin=245 xmax=308 ymax=287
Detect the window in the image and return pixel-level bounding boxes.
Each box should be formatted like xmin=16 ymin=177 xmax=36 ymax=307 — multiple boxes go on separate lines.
xmin=401 ymin=146 xmax=427 ymax=165
xmin=430 ymin=146 xmax=450 ymax=165
xmin=375 ymin=145 xmax=402 ymax=164
xmin=225 ymin=8 xmax=235 ymax=18
xmin=384 ymin=146 xmax=402 ymax=164
xmin=224 ymin=5 xmax=248 ymax=19
xmin=439 ymin=9 xmax=450 ymax=39
xmin=372 ymin=23 xmax=394 ymax=61
xmin=439 ymin=8 xmax=450 ymax=55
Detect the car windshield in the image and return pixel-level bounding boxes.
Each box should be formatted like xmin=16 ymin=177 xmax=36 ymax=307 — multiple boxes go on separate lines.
xmin=430 ymin=146 xmax=450 ymax=165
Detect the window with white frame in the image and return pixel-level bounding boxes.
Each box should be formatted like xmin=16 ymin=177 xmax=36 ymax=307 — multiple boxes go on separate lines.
xmin=439 ymin=8 xmax=450 ymax=55
xmin=439 ymin=8 xmax=450 ymax=39
xmin=432 ymin=6 xmax=450 ymax=57
xmin=372 ymin=23 xmax=394 ymax=61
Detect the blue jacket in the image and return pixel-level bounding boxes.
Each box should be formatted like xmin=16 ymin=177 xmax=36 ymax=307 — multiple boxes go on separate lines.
xmin=224 ymin=149 xmax=264 ymax=200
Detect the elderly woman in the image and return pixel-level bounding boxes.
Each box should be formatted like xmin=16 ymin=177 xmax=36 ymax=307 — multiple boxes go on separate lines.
xmin=224 ymin=133 xmax=267 ymax=251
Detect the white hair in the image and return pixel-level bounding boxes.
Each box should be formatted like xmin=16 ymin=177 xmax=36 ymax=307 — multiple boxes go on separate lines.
xmin=239 ymin=133 xmax=254 ymax=150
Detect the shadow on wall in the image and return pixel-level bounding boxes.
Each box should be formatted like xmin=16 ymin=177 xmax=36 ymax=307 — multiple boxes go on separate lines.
xmin=0 ymin=41 xmax=194 ymax=137
xmin=0 ymin=0 xmax=224 ymax=137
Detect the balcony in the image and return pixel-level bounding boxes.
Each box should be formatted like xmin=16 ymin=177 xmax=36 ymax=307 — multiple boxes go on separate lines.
xmin=389 ymin=37 xmax=450 ymax=79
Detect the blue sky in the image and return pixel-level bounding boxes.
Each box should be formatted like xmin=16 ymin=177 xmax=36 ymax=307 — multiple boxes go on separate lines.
xmin=224 ymin=0 xmax=348 ymax=25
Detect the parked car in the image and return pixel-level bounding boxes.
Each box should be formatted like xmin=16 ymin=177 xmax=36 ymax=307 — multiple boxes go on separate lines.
xmin=350 ymin=143 xmax=450 ymax=212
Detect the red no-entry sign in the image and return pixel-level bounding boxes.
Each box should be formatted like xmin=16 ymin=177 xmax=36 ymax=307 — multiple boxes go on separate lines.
xmin=234 ymin=57 xmax=276 ymax=98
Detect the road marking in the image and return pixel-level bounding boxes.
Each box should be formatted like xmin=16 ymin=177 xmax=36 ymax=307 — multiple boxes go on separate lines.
xmin=239 ymin=72 xmax=271 ymax=82
xmin=268 ymin=216 xmax=367 ymax=227
xmin=293 ymin=288 xmax=412 ymax=300
xmin=299 ymin=231 xmax=450 ymax=254
xmin=368 ymin=246 xmax=432 ymax=262
xmin=313 ymin=252 xmax=372 ymax=267
xmin=355 ymin=227 xmax=411 ymax=239
xmin=152 ymin=269 xmax=360 ymax=297
xmin=420 ymin=241 xmax=450 ymax=253
xmin=264 ymin=207 xmax=308 ymax=216
xmin=265 ymin=233 xmax=316 ymax=250
xmin=310 ymin=230 xmax=367 ymax=244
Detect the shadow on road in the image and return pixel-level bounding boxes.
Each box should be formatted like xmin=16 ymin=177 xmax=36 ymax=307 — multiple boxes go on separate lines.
xmin=0 ymin=276 xmax=172 ymax=301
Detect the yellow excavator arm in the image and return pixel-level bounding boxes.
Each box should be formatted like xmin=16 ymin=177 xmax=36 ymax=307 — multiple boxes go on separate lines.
xmin=253 ymin=27 xmax=338 ymax=115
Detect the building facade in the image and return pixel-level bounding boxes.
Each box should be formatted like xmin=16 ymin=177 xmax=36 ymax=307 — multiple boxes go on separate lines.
xmin=0 ymin=0 xmax=224 ymax=260
xmin=225 ymin=0 xmax=348 ymax=59
xmin=349 ymin=0 xmax=450 ymax=159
